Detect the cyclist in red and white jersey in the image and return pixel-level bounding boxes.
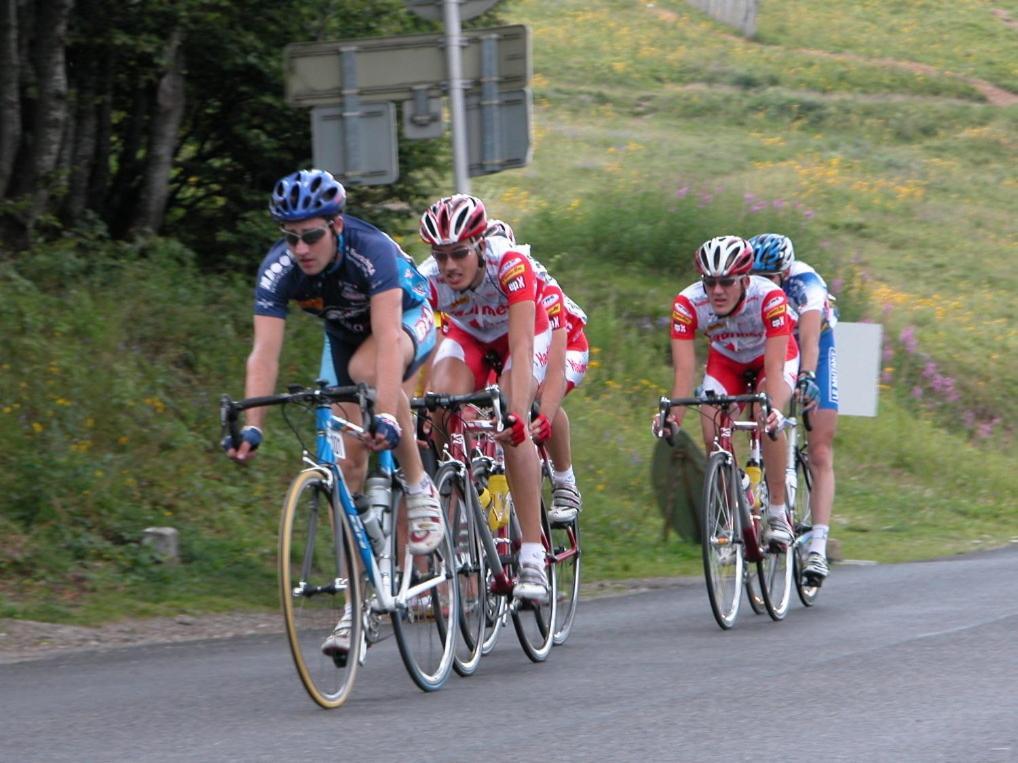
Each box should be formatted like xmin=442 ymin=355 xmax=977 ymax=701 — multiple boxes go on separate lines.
xmin=487 ymin=219 xmax=589 ymax=525
xmin=660 ymin=235 xmax=798 ymax=547
xmin=418 ymin=195 xmax=552 ymax=602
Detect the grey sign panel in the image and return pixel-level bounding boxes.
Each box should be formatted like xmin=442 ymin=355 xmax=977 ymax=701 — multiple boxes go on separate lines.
xmin=284 ymin=25 xmax=530 ymax=106
xmin=465 ymin=88 xmax=532 ymax=176
xmin=404 ymin=0 xmax=501 ymax=22
xmin=311 ymin=103 xmax=399 ymax=186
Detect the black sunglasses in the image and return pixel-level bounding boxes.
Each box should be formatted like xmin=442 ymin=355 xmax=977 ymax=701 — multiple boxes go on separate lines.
xmin=432 ymin=245 xmax=475 ymax=264
xmin=702 ymin=276 xmax=738 ymax=288
xmin=281 ymin=225 xmax=330 ymax=247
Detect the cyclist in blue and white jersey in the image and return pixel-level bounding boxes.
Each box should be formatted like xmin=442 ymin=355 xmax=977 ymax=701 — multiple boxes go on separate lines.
xmin=749 ymin=233 xmax=838 ymax=583
xmin=224 ymin=169 xmax=441 ymax=655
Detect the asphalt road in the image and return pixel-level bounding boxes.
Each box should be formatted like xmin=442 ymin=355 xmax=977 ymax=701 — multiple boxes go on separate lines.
xmin=3 ymin=546 xmax=1017 ymax=763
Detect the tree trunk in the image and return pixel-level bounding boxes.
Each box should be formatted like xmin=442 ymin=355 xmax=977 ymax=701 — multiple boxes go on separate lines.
xmin=131 ymin=25 xmax=185 ymax=235
xmin=24 ymin=0 xmax=76 ymax=231
xmin=0 ymin=0 xmax=20 ymax=198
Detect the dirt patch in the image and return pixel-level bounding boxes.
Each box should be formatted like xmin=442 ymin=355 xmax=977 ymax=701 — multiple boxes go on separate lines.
xmin=0 ymin=577 xmax=698 ymax=665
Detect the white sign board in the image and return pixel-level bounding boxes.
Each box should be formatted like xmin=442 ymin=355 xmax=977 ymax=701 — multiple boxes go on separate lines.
xmin=284 ymin=25 xmax=530 ymax=106
xmin=832 ymin=321 xmax=883 ymax=417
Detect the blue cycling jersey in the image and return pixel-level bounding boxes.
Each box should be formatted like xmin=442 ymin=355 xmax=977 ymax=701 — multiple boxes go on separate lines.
xmin=781 ymin=260 xmax=838 ymax=334
xmin=253 ymin=215 xmax=428 ymax=341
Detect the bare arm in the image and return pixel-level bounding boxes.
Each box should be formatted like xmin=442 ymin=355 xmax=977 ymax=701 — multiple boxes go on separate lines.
xmin=764 ymin=332 xmax=791 ymax=420
xmin=368 ymin=287 xmax=405 ymax=419
xmin=796 ymin=309 xmax=822 ymax=374
xmin=537 ymin=327 xmax=568 ymax=424
xmin=243 ymin=315 xmax=286 ymax=431
xmin=668 ymin=338 xmax=697 ymax=427
xmin=506 ymin=298 xmax=537 ymax=422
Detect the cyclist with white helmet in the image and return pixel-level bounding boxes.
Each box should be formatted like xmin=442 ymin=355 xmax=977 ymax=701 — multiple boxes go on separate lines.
xmin=419 ymin=195 xmax=552 ymax=602
xmin=659 ymin=235 xmax=799 ymax=548
xmin=224 ymin=169 xmax=442 ymax=658
xmin=485 ymin=220 xmax=590 ymax=525
xmin=750 ymin=233 xmax=838 ymax=582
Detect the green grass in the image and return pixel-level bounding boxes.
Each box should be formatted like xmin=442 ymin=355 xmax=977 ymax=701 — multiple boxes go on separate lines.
xmin=1 ymin=0 xmax=1016 ymax=624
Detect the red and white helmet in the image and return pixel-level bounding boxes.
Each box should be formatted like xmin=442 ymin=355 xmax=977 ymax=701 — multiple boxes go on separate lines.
xmin=694 ymin=235 xmax=754 ymax=277
xmin=419 ymin=194 xmax=488 ymax=246
xmin=484 ymin=218 xmax=516 ymax=244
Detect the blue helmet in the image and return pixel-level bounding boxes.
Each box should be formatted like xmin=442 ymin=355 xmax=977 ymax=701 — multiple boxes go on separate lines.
xmin=268 ymin=169 xmax=346 ymax=222
xmin=749 ymin=233 xmax=795 ymax=275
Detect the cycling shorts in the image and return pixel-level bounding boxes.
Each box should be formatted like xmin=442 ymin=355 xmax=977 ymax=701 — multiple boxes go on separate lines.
xmin=564 ymin=331 xmax=589 ymax=394
xmin=701 ymin=338 xmax=797 ymax=400
xmin=319 ymin=301 xmax=437 ymax=386
xmin=432 ymin=322 xmax=551 ymax=391
xmin=814 ymin=328 xmax=839 ymax=411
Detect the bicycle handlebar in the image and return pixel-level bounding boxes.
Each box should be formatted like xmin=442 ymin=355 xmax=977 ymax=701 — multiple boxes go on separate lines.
xmin=410 ymin=385 xmax=508 ymax=429
xmin=657 ymin=391 xmax=779 ymax=441
xmin=220 ymin=382 xmax=376 ymax=445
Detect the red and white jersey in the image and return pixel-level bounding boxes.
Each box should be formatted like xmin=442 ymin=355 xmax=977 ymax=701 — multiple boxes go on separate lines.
xmin=671 ymin=275 xmax=792 ymax=363
xmin=530 ymin=256 xmax=588 ymax=346
xmin=419 ymin=236 xmax=549 ymax=343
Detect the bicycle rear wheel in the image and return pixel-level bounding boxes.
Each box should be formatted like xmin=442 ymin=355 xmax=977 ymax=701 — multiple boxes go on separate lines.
xmin=390 ymin=487 xmax=460 ymax=691
xmin=435 ymin=463 xmax=484 ymax=677
xmin=512 ymin=502 xmax=558 ymax=662
xmin=279 ymin=469 xmax=361 ymax=710
xmin=791 ymin=445 xmax=820 ymax=606
xmin=743 ymin=517 xmax=766 ymax=616
xmin=701 ymin=452 xmax=743 ymax=630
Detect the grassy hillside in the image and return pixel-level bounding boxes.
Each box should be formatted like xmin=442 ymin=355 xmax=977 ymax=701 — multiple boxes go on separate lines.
xmin=1 ymin=0 xmax=1015 ymax=623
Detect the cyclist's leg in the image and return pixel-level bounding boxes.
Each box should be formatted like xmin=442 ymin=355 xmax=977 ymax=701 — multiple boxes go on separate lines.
xmin=757 ymin=344 xmax=796 ymax=544
xmin=804 ymin=332 xmax=838 ymax=576
xmin=321 ymin=332 xmax=371 ymax=491
xmin=548 ymin=343 xmax=589 ymax=519
xmin=500 ymin=326 xmax=549 ymax=600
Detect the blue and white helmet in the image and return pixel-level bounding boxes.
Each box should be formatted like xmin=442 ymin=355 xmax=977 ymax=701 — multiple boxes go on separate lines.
xmin=748 ymin=233 xmax=795 ymax=275
xmin=268 ymin=169 xmax=346 ymax=222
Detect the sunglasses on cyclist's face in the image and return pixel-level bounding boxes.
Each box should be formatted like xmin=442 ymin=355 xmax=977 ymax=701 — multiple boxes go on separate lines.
xmin=280 ymin=225 xmax=330 ymax=247
xmin=432 ymin=244 xmax=477 ymax=264
xmin=702 ymin=276 xmax=739 ymax=289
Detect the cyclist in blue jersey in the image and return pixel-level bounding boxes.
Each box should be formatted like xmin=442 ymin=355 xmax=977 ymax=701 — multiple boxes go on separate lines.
xmin=224 ymin=169 xmax=442 ymax=654
xmin=749 ymin=233 xmax=839 ymax=583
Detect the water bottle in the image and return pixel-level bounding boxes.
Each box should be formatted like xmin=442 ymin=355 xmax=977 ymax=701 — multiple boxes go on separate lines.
xmin=744 ymin=459 xmax=763 ymax=509
xmin=359 ymin=474 xmax=390 ymax=557
xmin=486 ymin=472 xmax=510 ymax=530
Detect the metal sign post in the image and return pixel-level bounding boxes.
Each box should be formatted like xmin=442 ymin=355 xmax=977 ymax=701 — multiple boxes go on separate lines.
xmin=443 ymin=0 xmax=471 ymax=193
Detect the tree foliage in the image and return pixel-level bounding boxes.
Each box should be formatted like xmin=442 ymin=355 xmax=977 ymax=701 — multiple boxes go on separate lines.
xmin=0 ymin=0 xmax=461 ymax=264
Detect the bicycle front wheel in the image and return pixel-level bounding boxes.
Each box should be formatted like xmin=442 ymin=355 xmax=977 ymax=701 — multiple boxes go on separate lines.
xmin=512 ymin=502 xmax=558 ymax=662
xmin=792 ymin=445 xmax=820 ymax=607
xmin=279 ymin=469 xmax=362 ymax=710
xmin=435 ymin=463 xmax=484 ymax=677
xmin=390 ymin=488 xmax=460 ymax=692
xmin=701 ymin=452 xmax=743 ymax=630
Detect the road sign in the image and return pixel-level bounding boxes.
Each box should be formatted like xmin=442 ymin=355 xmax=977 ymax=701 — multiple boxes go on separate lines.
xmin=404 ymin=0 xmax=500 ymax=21
xmin=284 ymin=25 xmax=530 ymax=106
xmin=311 ymin=102 xmax=399 ymax=186
xmin=832 ymin=321 xmax=883 ymax=417
xmin=465 ymin=88 xmax=531 ymax=176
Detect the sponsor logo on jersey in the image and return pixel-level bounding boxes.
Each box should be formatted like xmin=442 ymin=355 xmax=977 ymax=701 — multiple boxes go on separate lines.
xmin=297 ymin=297 xmax=324 ymax=312
xmin=346 ymin=247 xmax=375 ymax=276
xmin=672 ymin=307 xmax=693 ymax=325
xmin=763 ymin=294 xmax=786 ymax=319
xmin=500 ymin=263 xmax=526 ymax=284
xmin=259 ymin=254 xmax=293 ymax=292
xmin=505 ymin=276 xmax=525 ymax=293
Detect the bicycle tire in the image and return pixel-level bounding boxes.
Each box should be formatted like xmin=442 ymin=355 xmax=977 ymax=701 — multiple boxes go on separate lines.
xmin=279 ymin=469 xmax=362 ymax=710
xmin=435 ymin=463 xmax=484 ymax=677
xmin=511 ymin=499 xmax=558 ymax=662
xmin=744 ymin=523 xmax=767 ymax=616
xmin=758 ymin=529 xmax=793 ymax=621
xmin=544 ymin=466 xmax=580 ymax=645
xmin=792 ymin=444 xmax=820 ymax=606
xmin=701 ymin=452 xmax=743 ymax=630
xmin=390 ymin=484 xmax=460 ymax=692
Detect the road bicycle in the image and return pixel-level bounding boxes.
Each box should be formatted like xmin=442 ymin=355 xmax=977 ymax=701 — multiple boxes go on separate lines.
xmin=656 ymin=391 xmax=793 ymax=629
xmin=220 ymin=382 xmax=459 ymax=709
xmin=412 ymin=386 xmax=559 ymax=666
